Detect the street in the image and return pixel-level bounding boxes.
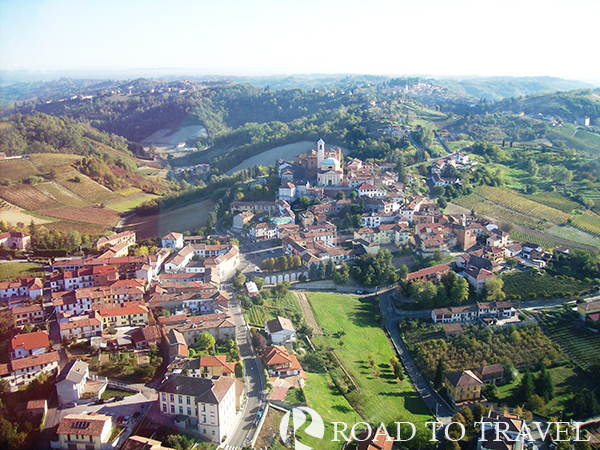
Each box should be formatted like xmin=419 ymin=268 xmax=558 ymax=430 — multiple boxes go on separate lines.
xmin=223 ymin=295 xmax=265 ymax=449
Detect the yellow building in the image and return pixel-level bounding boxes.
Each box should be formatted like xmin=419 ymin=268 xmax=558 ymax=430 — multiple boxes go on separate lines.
xmin=444 ymin=370 xmax=483 ymax=404
xmin=57 ymin=413 xmax=113 ymax=450
xmin=578 ymin=300 xmax=600 ymax=322
xmin=98 ymin=304 xmax=149 ymax=328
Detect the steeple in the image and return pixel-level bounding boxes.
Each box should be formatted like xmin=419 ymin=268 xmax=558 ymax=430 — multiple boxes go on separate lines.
xmin=317 ymin=139 xmax=325 ymax=165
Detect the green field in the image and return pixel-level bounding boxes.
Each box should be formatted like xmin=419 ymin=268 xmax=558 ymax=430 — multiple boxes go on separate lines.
xmin=106 ymin=192 xmax=159 ymax=212
xmin=539 ymin=312 xmax=600 ymax=369
xmin=545 ymin=225 xmax=600 ymax=249
xmin=0 ymin=262 xmax=44 ymax=282
xmin=528 ymin=192 xmax=581 ymax=214
xmin=509 ymin=231 xmax=568 ymax=251
xmin=570 ymin=210 xmax=600 ymax=236
xmin=307 ymin=293 xmax=431 ymax=429
xmin=495 ymin=364 xmax=595 ymax=414
xmin=502 ymin=271 xmax=594 ymax=300
xmin=244 ymin=292 xmax=301 ymax=327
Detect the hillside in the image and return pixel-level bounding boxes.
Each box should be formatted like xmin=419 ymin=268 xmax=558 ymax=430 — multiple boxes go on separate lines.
xmin=0 ymin=114 xmax=169 ymax=235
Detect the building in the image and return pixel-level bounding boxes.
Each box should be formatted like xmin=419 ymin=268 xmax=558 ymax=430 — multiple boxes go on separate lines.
xmin=195 ymin=355 xmax=235 ymax=378
xmin=158 ymin=375 xmax=244 ymax=442
xmin=12 ymin=303 xmax=44 ymax=327
xmin=59 ymin=313 xmax=103 ymax=341
xmin=232 ymin=211 xmax=254 ymax=231
xmin=0 ymin=231 xmax=31 ymax=250
xmin=357 ymin=183 xmax=386 ymax=198
xmin=1 ymin=351 xmax=60 ymax=386
xmin=294 ymin=139 xmax=343 ymax=179
xmin=261 ymin=345 xmax=304 ymax=379
xmin=356 ymin=426 xmax=394 ymax=450
xmin=265 ymin=316 xmax=297 ymax=345
xmin=162 ymin=232 xmax=184 ymax=250
xmin=97 ymin=304 xmax=149 ymax=328
xmin=445 ymin=370 xmax=483 ymax=404
xmin=55 ymin=360 xmax=91 ymax=406
xmin=577 ymin=300 xmax=600 ymax=322
xmin=56 ymin=413 xmax=113 ymax=450
xmin=465 ymin=267 xmax=496 ymax=292
xmin=131 ymin=325 xmax=162 ymax=349
xmin=478 ymin=411 xmax=525 ymax=450
xmin=0 ymin=277 xmax=44 ymax=300
xmin=160 ymin=313 xmax=236 ymax=345
xmin=431 ymin=301 xmax=514 ymax=324
xmin=473 ymin=364 xmax=504 ymax=385
xmin=95 ymin=230 xmax=136 ymax=250
xmin=404 ymin=264 xmax=451 ymax=282
xmin=9 ymin=331 xmax=50 ymax=360
xmin=121 ymin=436 xmax=176 ymax=450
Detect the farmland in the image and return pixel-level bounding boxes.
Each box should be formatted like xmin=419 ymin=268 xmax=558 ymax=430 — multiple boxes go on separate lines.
xmin=106 ymin=192 xmax=159 ymax=213
xmin=0 ymin=262 xmax=45 ymax=282
xmin=527 ymin=192 xmax=581 ymax=214
xmin=538 ymin=311 xmax=600 ymax=369
xmin=307 ymin=292 xmax=431 ymax=429
xmin=0 ymin=184 xmax=63 ymax=211
xmin=0 ymin=158 xmax=40 ymax=184
xmin=244 ymin=292 xmax=300 ymax=328
xmin=502 ymin=271 xmax=595 ymax=300
xmin=40 ymin=206 xmax=121 ymax=227
xmin=570 ymin=210 xmax=600 ymax=236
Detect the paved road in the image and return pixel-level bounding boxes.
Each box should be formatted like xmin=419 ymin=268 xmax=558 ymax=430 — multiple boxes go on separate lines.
xmin=224 ymin=295 xmax=265 ymax=449
xmin=378 ymin=290 xmax=454 ymax=423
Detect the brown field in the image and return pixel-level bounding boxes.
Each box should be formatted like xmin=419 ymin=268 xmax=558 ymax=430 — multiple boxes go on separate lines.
xmin=42 ymin=220 xmax=110 ymax=236
xmin=0 ymin=209 xmax=53 ymax=226
xmin=0 ymin=184 xmax=63 ymax=210
xmin=0 ymin=158 xmax=42 ymax=184
xmin=36 ymin=181 xmax=90 ymax=208
xmin=41 ymin=206 xmax=121 ymax=226
xmin=29 ymin=153 xmax=82 ymax=170
xmin=122 ymin=199 xmax=214 ymax=239
xmin=55 ymin=168 xmax=122 ymax=204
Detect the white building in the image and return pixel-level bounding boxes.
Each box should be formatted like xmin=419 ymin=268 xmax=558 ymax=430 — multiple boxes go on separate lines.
xmin=265 ymin=316 xmax=297 ymax=344
xmin=162 ymin=232 xmax=184 ymax=250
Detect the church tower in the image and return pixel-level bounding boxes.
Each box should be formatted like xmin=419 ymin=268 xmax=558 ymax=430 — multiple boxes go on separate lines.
xmin=317 ymin=139 xmax=325 ymax=165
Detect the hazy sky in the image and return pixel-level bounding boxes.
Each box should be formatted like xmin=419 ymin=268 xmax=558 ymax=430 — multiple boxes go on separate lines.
xmin=1 ymin=0 xmax=599 ymax=81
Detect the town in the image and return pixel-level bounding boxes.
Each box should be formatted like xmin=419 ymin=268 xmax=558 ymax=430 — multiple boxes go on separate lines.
xmin=1 ymin=136 xmax=600 ymax=450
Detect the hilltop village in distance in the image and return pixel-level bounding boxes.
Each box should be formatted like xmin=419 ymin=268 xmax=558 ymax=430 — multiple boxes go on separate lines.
xmin=1 ymin=76 xmax=600 ymax=450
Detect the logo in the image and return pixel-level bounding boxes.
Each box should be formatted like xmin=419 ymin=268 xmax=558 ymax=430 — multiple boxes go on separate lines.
xmin=279 ymin=407 xmax=325 ymax=450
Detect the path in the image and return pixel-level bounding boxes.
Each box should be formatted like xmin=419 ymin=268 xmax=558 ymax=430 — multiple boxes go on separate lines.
xmin=293 ymin=291 xmax=323 ymax=336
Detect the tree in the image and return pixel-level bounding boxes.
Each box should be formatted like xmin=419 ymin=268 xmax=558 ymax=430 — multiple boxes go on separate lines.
xmin=235 ymin=361 xmax=244 ymax=378
xmin=332 ymin=263 xmax=350 ymax=284
xmin=252 ymin=332 xmax=267 ymax=352
xmin=449 ymin=278 xmax=470 ymax=305
xmin=252 ymin=276 xmax=265 ymax=290
xmin=325 ymin=260 xmax=336 ymax=279
xmin=434 ymin=358 xmax=445 ymax=389
xmin=473 ymin=403 xmax=487 ymax=422
xmin=535 ymin=365 xmax=554 ymax=401
xmin=459 ymin=406 xmax=474 ymax=425
xmin=518 ymin=372 xmax=535 ymax=403
xmin=232 ymin=271 xmax=246 ymax=289
xmin=525 ymin=394 xmax=546 ymax=414
xmin=485 ymin=277 xmax=505 ymax=301
xmin=197 ymin=332 xmax=216 ymax=351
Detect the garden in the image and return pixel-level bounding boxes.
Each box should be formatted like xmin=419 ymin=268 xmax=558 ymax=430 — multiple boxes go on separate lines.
xmin=501 ymin=270 xmax=595 ymax=300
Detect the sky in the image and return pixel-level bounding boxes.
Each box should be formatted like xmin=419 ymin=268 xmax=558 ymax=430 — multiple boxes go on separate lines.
xmin=1 ymin=0 xmax=599 ymax=82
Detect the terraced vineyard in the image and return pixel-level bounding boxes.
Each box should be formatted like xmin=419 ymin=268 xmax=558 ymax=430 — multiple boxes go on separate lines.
xmin=570 ymin=210 xmax=600 ymax=236
xmin=540 ymin=314 xmax=600 ymax=369
xmin=245 ymin=306 xmax=269 ymax=327
xmin=455 ymin=186 xmax=572 ymax=230
xmin=528 ymin=192 xmax=581 ymax=214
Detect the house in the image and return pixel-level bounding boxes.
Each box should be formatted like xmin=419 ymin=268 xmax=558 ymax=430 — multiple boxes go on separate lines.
xmin=12 ymin=303 xmax=44 ymax=327
xmin=232 ymin=211 xmax=254 ymax=231
xmin=15 ymin=399 xmax=47 ymax=421
xmin=478 ymin=411 xmax=525 ymax=450
xmin=473 ymin=364 xmax=504 ymax=385
xmin=0 ymin=231 xmax=31 ymax=250
xmin=431 ymin=301 xmax=513 ymax=324
xmin=158 ymin=375 xmax=245 ymax=442
xmin=356 ymin=425 xmax=394 ymax=450
xmin=9 ymin=331 xmax=49 ymax=360
xmin=197 ymin=355 xmax=236 ymax=378
xmin=59 ymin=313 xmax=103 ymax=340
xmin=577 ymin=300 xmax=600 ymax=322
xmin=521 ymin=242 xmax=543 ymax=258
xmin=261 ymin=345 xmax=305 ymax=379
xmin=443 ymin=323 xmax=464 ymax=337
xmin=122 ymin=436 xmax=176 ymax=450
xmin=131 ymin=325 xmax=162 ymax=349
xmin=160 ymin=312 xmax=236 ymax=345
xmin=2 ymin=351 xmax=60 ymax=386
xmin=0 ymin=277 xmax=44 ymax=300
xmin=265 ymin=316 xmax=297 ymax=344
xmin=357 ymin=183 xmax=386 ymax=198
xmin=56 ymin=413 xmax=113 ymax=450
xmin=486 ymin=229 xmax=510 ymax=248
xmin=404 ymin=264 xmax=451 ymax=282
xmin=167 ymin=329 xmax=188 ymax=361
xmin=162 ymin=232 xmax=184 ymax=250
xmin=465 ymin=267 xmax=496 ymax=292
xmin=95 ymin=230 xmax=136 ymax=250
xmin=55 ymin=359 xmax=90 ymax=406
xmin=97 ymin=304 xmax=149 ymax=328
xmin=445 ymin=370 xmax=483 ymax=404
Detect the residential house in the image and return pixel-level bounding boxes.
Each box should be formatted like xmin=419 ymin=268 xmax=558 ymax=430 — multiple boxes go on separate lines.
xmin=1 ymin=351 xmax=60 ymax=386
xmin=160 ymin=313 xmax=236 ymax=345
xmin=357 ymin=182 xmax=387 ymax=198
xmin=121 ymin=436 xmax=176 ymax=450
xmin=59 ymin=312 xmax=103 ymax=340
xmin=232 ymin=211 xmax=254 ymax=231
xmin=174 ymin=355 xmax=237 ymax=378
xmin=162 ymin=232 xmax=184 ymax=250
xmin=158 ymin=375 xmax=245 ymax=442
xmin=131 ymin=325 xmax=162 ymax=349
xmin=95 ymin=230 xmax=136 ymax=250
xmin=97 ymin=304 xmax=149 ymax=328
xmin=265 ymin=316 xmax=297 ymax=345
xmin=9 ymin=331 xmax=49 ymax=360
xmin=12 ymin=303 xmax=44 ymax=327
xmin=473 ymin=364 xmax=504 ymax=385
xmin=56 ymin=413 xmax=113 ymax=450
xmin=56 ymin=359 xmax=91 ymax=405
xmin=404 ymin=264 xmax=451 ymax=282
xmin=0 ymin=277 xmax=44 ymax=300
xmin=577 ymin=300 xmax=600 ymax=322
xmin=445 ymin=370 xmax=483 ymax=404
xmin=478 ymin=411 xmax=525 ymax=450
xmin=357 ymin=425 xmax=394 ymax=450
xmin=261 ymin=345 xmax=305 ymax=379
xmin=0 ymin=231 xmax=31 ymax=250
xmin=431 ymin=301 xmax=513 ymax=324
xmin=465 ymin=267 xmax=496 ymax=292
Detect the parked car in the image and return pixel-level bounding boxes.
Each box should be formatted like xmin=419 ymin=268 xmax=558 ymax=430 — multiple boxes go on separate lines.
xmin=114 ymin=396 xmax=124 ymax=401
xmin=117 ymin=415 xmax=125 ymax=424
xmin=132 ymin=411 xmax=141 ymax=419
xmin=95 ymin=399 xmax=105 ymax=405
xmin=356 ymin=289 xmax=364 ymax=295
xmin=122 ymin=416 xmax=130 ymax=425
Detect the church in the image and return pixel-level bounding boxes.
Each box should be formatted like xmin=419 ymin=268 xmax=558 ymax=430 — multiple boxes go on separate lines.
xmin=293 ymin=139 xmax=344 ymax=186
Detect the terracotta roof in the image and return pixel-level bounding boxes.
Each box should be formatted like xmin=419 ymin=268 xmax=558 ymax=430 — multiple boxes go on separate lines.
xmin=10 ymin=331 xmax=50 ymax=352
xmin=405 ymin=264 xmax=451 ymax=281
xmin=131 ymin=325 xmax=161 ymax=344
xmin=122 ymin=436 xmax=175 ymax=450
xmin=12 ymin=304 xmax=43 ymax=315
xmin=57 ymin=413 xmax=111 ymax=437
xmin=198 ymin=355 xmax=235 ymax=374
xmin=163 ymin=232 xmax=183 ymax=240
xmin=445 ymin=370 xmax=483 ymax=388
xmin=59 ymin=316 xmax=101 ymax=331
xmin=10 ymin=351 xmax=59 ymax=371
xmin=97 ymin=304 xmax=148 ymax=318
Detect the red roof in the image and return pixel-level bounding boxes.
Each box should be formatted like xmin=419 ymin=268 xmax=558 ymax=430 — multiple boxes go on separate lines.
xmin=405 ymin=264 xmax=451 ymax=281
xmin=10 ymin=331 xmax=50 ymax=352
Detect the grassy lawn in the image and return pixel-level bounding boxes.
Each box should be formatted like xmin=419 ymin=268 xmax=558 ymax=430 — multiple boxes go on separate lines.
xmin=106 ymin=192 xmax=159 ymax=212
xmin=306 ymin=293 xmax=431 ymax=429
xmin=101 ymin=388 xmax=136 ymax=400
xmin=0 ymin=262 xmax=44 ymax=282
xmin=495 ymin=364 xmax=594 ymax=415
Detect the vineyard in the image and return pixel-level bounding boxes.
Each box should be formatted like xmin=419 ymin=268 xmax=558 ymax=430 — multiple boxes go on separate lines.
xmin=570 ymin=210 xmax=600 ymax=236
xmin=41 ymin=206 xmax=121 ymax=226
xmin=0 ymin=184 xmax=63 ymax=211
xmin=509 ymin=231 xmax=568 ymax=251
xmin=246 ymin=306 xmax=270 ymax=327
xmin=528 ymin=192 xmax=581 ymax=214
xmin=244 ymin=292 xmax=302 ymax=328
xmin=539 ymin=313 xmax=600 ymax=369
xmin=502 ymin=271 xmax=595 ymax=300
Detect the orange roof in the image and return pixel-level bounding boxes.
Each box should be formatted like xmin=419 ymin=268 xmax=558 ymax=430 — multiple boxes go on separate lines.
xmin=98 ymin=304 xmax=148 ymax=318
xmin=199 ymin=355 xmax=235 ymax=374
xmin=10 ymin=331 xmax=50 ymax=352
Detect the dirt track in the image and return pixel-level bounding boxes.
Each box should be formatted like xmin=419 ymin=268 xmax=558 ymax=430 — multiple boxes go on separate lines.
xmin=293 ymin=291 xmax=323 ymax=336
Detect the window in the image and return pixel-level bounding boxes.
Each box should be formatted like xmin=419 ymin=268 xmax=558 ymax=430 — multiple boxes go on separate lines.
xmin=162 ymin=393 xmax=166 ymax=400
xmin=162 ymin=404 xmax=167 ymax=412
xmin=178 ymin=395 xmax=183 ymax=403
xmin=170 ymin=405 xmax=175 ymax=414
xmin=179 ymin=406 xmax=183 ymax=414
xmin=187 ymin=408 xmax=191 ymax=416
xmin=186 ymin=397 xmax=190 ymax=405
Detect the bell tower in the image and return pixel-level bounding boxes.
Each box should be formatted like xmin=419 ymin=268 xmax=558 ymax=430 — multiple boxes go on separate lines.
xmin=317 ymin=139 xmax=325 ymax=165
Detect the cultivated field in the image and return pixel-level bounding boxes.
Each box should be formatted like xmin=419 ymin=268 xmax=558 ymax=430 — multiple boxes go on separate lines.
xmin=141 ymin=125 xmax=207 ymax=147
xmin=527 ymin=192 xmax=581 ymax=214
xmin=0 ymin=158 xmax=40 ymax=184
xmin=307 ymin=292 xmax=431 ymax=427
xmin=0 ymin=263 xmax=45 ymax=282
xmin=55 ymin=168 xmax=122 ymax=204
xmin=0 ymin=184 xmax=63 ymax=211
xmin=570 ymin=210 xmax=600 ymax=236
xmin=106 ymin=192 xmax=159 ymax=213
xmin=40 ymin=206 xmax=121 ymax=227
xmin=545 ymin=225 xmax=600 ymax=249
xmin=36 ymin=181 xmax=89 ymax=208
xmin=121 ymin=198 xmax=214 ymax=239
xmin=226 ymin=141 xmax=349 ymax=175
xmin=501 ymin=271 xmax=594 ymax=300
xmin=42 ymin=220 xmax=108 ymax=236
